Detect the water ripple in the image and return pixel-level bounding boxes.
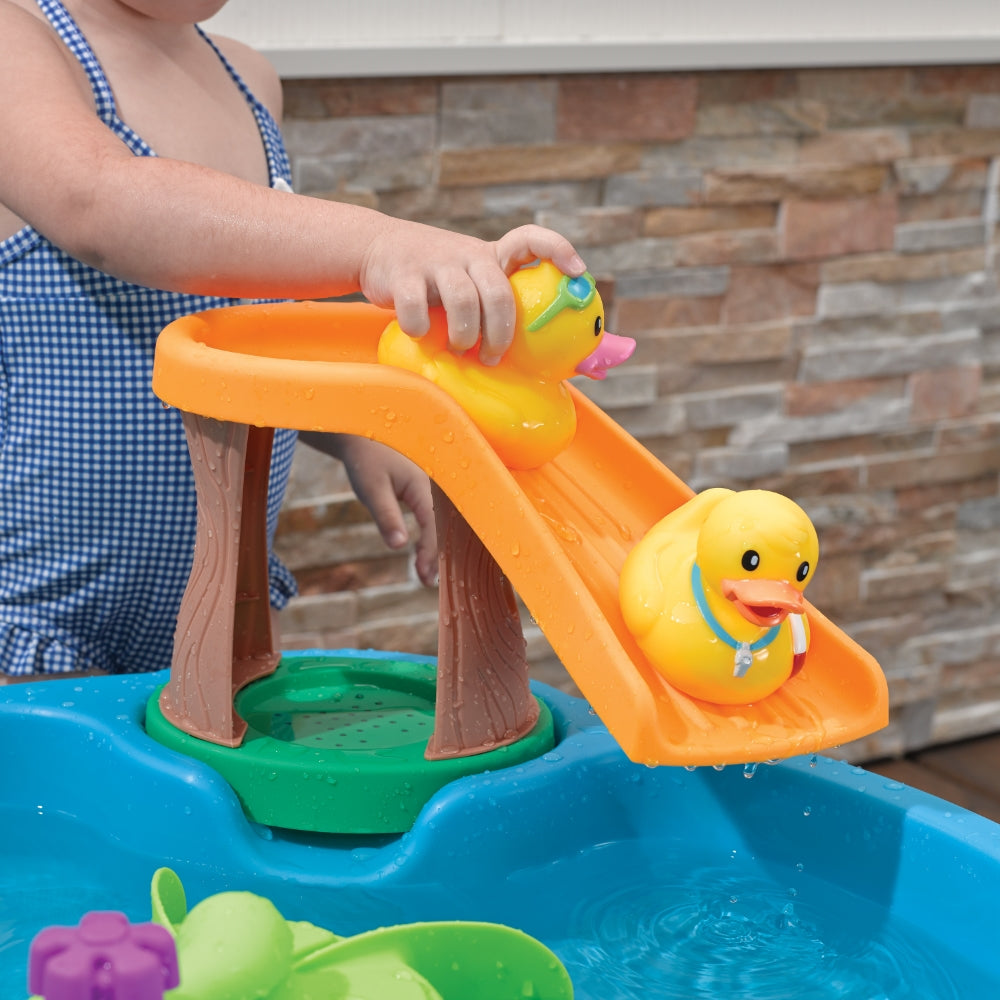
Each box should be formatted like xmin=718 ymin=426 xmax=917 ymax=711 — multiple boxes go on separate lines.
xmin=553 ymin=868 xmax=960 ymax=1000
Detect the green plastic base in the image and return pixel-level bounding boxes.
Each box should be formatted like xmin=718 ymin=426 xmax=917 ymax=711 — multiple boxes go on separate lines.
xmin=145 ymin=652 xmax=555 ymax=835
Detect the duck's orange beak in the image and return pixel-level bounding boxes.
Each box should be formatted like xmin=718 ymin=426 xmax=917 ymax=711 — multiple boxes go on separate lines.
xmin=721 ymin=578 xmax=806 ymax=628
xmin=575 ymin=331 xmax=635 ymax=380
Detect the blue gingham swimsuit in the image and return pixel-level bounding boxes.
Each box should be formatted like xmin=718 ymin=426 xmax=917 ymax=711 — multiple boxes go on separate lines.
xmin=0 ymin=0 xmax=298 ymax=676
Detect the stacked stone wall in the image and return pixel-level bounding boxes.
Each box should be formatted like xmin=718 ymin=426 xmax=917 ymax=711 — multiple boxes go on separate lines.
xmin=274 ymin=66 xmax=1000 ymax=759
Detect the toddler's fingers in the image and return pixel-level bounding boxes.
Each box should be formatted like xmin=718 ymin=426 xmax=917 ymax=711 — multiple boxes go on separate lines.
xmin=471 ymin=264 xmax=516 ymax=365
xmin=367 ymin=489 xmax=411 ymax=554
xmin=495 ymin=224 xmax=586 ymax=277
xmin=392 ymin=278 xmax=432 ymax=338
xmin=436 ymin=269 xmax=481 ymax=353
xmin=390 ymin=455 xmax=438 ymax=586
xmin=414 ymin=535 xmax=438 ymax=588
xmin=408 ymin=494 xmax=439 ymax=588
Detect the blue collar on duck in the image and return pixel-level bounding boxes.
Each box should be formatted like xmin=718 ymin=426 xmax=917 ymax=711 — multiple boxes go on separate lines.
xmin=691 ymin=563 xmax=780 ymax=677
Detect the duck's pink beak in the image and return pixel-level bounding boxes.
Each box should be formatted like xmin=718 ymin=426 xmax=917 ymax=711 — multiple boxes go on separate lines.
xmin=574 ymin=331 xmax=636 ymax=380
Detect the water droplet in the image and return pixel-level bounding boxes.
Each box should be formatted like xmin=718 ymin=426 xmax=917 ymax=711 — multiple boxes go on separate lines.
xmin=803 ymin=806 xmax=812 ymax=816
xmin=743 ymin=762 xmax=759 ymax=779
xmin=553 ymin=522 xmax=581 ymax=543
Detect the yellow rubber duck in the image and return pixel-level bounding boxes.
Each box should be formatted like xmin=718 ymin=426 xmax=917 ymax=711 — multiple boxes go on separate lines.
xmin=619 ymin=489 xmax=819 ymax=705
xmin=377 ymin=261 xmax=635 ymax=470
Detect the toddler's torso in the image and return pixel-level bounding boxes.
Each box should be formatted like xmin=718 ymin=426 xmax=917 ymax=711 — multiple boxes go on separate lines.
xmin=0 ymin=0 xmax=298 ymax=676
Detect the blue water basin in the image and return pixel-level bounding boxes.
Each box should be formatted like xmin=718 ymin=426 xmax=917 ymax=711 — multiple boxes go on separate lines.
xmin=3 ymin=652 xmax=999 ymax=998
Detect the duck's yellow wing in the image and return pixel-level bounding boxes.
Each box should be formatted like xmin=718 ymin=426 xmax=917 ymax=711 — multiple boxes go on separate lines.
xmin=618 ymin=488 xmax=730 ymax=639
xmin=378 ymin=310 xmax=577 ymax=470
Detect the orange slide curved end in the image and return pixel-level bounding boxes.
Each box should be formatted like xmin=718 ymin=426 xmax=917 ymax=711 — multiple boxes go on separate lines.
xmin=153 ymin=301 xmax=888 ymax=767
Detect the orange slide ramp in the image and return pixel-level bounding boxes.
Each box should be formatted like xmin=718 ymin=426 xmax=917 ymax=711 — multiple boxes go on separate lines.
xmin=154 ymin=301 xmax=888 ymax=767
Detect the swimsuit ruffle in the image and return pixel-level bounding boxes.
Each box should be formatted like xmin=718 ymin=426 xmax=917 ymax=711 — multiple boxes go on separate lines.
xmin=0 ymin=619 xmax=113 ymax=678
xmin=0 ymin=556 xmax=295 ymax=680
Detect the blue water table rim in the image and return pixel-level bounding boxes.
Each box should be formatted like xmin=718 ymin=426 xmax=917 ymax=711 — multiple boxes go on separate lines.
xmin=2 ymin=650 xmax=1000 ymax=995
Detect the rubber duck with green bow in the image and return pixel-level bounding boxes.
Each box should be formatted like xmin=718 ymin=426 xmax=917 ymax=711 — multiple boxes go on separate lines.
xmin=378 ymin=260 xmax=635 ymax=470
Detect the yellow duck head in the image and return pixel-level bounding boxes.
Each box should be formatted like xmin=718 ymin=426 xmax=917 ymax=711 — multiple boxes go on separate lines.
xmin=620 ymin=488 xmax=819 ymax=705
xmin=377 ymin=261 xmax=634 ymax=469
xmin=507 ymin=262 xmax=634 ymax=382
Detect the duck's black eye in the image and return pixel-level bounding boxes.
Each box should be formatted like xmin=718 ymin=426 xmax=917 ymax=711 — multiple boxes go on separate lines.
xmin=796 ymin=561 xmax=810 ymax=582
xmin=741 ymin=550 xmax=760 ymax=572
xmin=594 ymin=315 xmax=603 ymax=336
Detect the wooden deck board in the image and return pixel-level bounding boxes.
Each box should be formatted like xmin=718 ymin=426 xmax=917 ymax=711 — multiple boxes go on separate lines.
xmin=865 ymin=733 xmax=1000 ymax=825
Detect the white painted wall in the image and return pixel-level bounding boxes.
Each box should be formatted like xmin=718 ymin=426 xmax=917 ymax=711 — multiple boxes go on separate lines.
xmin=204 ymin=0 xmax=1000 ymax=77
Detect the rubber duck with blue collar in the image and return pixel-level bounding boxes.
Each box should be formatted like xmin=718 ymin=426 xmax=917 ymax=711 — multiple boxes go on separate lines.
xmin=619 ymin=488 xmax=819 ymax=705
xmin=377 ymin=260 xmax=635 ymax=470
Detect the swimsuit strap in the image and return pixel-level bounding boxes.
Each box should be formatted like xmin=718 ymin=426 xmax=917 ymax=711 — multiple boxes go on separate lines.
xmin=35 ymin=0 xmax=117 ymax=125
xmin=195 ymin=26 xmax=289 ymax=188
xmin=31 ymin=0 xmax=290 ymax=185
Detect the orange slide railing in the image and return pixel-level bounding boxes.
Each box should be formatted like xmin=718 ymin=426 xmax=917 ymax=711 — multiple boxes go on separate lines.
xmin=153 ymin=300 xmax=887 ymax=766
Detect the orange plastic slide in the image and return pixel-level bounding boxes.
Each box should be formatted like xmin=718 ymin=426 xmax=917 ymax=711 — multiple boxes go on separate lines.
xmin=154 ymin=301 xmax=888 ymax=767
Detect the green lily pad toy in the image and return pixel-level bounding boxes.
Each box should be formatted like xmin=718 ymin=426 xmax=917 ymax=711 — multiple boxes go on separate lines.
xmin=29 ymin=868 xmax=574 ymax=999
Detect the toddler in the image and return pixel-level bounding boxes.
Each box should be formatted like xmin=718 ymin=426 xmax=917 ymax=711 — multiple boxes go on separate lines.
xmin=0 ymin=0 xmax=585 ymax=681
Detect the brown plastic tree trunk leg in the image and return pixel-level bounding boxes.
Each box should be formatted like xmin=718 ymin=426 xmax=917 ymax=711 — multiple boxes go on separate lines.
xmin=425 ymin=482 xmax=539 ymax=760
xmin=158 ymin=414 xmax=279 ymax=747
xmin=231 ymin=424 xmax=281 ymax=693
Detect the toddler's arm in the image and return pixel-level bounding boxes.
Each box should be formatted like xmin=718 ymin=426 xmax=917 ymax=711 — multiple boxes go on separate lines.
xmin=0 ymin=3 xmax=585 ymax=363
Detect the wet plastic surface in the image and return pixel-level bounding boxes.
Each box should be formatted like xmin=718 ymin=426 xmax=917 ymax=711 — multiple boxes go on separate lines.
xmin=1 ymin=659 xmax=998 ymax=996
xmin=146 ymin=653 xmax=554 ymax=834
xmin=153 ymin=301 xmax=888 ymax=765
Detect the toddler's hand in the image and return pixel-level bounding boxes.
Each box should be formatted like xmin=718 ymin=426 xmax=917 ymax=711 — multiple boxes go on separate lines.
xmin=359 ymin=222 xmax=586 ymax=365
xmin=305 ymin=433 xmax=439 ymax=587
